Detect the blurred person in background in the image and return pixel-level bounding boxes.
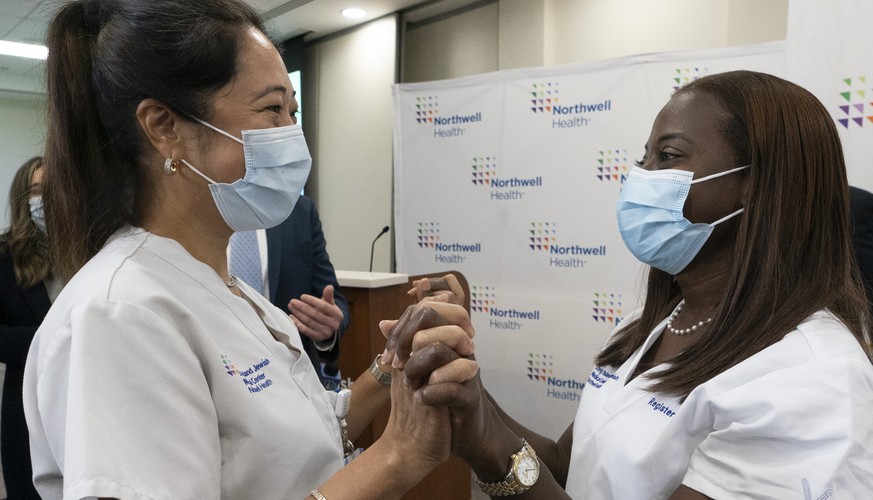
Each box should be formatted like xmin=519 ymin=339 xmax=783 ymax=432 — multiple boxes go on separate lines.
xmin=0 ymin=156 xmax=60 ymax=499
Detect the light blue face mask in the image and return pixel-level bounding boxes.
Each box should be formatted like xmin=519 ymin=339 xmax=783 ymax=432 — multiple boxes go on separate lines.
xmin=29 ymin=195 xmax=46 ymax=233
xmin=180 ymin=120 xmax=312 ymax=232
xmin=615 ymin=165 xmax=749 ymax=275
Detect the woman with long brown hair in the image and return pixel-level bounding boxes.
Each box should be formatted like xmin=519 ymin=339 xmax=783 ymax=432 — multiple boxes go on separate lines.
xmin=395 ymin=71 xmax=873 ymax=499
xmin=0 ymin=156 xmax=57 ymax=499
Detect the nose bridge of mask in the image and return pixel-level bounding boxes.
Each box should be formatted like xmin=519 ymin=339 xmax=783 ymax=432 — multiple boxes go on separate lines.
xmin=241 ymin=125 xmax=308 ymax=170
xmin=623 ymin=167 xmax=694 ymax=212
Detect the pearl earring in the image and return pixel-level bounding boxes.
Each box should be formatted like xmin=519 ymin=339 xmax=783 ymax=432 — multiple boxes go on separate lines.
xmin=163 ymin=158 xmax=178 ymax=175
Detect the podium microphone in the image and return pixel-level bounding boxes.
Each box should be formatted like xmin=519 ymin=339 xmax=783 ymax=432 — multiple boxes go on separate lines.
xmin=369 ymin=225 xmax=390 ymax=272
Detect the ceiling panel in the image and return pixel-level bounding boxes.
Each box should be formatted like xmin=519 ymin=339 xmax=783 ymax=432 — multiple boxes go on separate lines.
xmin=0 ymin=0 xmax=480 ymax=95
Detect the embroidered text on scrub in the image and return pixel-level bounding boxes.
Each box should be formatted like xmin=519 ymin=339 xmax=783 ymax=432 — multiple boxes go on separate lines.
xmin=647 ymin=397 xmax=677 ymax=417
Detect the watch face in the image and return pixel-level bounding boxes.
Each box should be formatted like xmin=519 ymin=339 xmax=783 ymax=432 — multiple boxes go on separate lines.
xmin=515 ymin=455 xmax=539 ymax=487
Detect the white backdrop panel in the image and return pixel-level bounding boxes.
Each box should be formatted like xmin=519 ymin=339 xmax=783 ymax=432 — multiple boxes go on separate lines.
xmin=393 ymin=42 xmax=785 ymax=438
xmin=786 ymin=0 xmax=873 ymax=191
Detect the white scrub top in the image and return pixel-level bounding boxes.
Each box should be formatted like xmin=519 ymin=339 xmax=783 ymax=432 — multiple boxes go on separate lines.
xmin=565 ymin=307 xmax=873 ymax=499
xmin=23 ymin=227 xmax=345 ymax=500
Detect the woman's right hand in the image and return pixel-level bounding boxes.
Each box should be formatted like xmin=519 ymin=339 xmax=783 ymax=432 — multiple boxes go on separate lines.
xmin=375 ymin=302 xmax=477 ymax=484
xmin=378 ymin=357 xmax=453 ymax=480
xmin=382 ymin=302 xmax=512 ymax=469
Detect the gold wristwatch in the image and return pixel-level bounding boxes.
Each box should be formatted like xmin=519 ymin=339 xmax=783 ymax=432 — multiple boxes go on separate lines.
xmin=476 ymin=439 xmax=540 ymax=496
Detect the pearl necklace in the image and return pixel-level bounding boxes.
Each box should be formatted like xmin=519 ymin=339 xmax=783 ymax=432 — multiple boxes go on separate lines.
xmin=225 ymin=274 xmax=237 ymax=288
xmin=666 ymin=299 xmax=713 ymax=335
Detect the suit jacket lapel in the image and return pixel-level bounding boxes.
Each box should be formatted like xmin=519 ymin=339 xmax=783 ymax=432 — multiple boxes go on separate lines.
xmin=22 ymin=282 xmax=52 ymax=321
xmin=265 ymin=227 xmax=282 ymax=304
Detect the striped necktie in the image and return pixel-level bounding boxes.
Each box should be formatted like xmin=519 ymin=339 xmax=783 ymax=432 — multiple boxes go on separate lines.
xmin=229 ymin=230 xmax=263 ymax=293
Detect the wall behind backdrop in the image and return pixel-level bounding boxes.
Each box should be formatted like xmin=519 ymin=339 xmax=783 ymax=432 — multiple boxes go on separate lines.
xmin=0 ymin=94 xmax=45 ymax=226
xmin=786 ymin=0 xmax=873 ymax=193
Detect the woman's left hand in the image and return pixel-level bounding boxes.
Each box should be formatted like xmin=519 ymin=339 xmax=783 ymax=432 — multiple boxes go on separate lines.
xmin=380 ymin=301 xmax=475 ymax=369
xmin=383 ymin=303 xmax=511 ymax=470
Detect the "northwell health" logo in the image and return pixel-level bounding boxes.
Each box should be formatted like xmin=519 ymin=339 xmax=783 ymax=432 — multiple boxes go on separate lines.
xmin=417 ymin=222 xmax=482 ymax=264
xmin=529 ymin=81 xmax=612 ymax=129
xmin=528 ymin=222 xmax=607 ymax=269
xmin=416 ymin=94 xmax=483 ymax=138
xmin=595 ymin=149 xmax=629 ymax=183
xmin=592 ymin=292 xmax=623 ymax=325
xmin=527 ymin=353 xmax=584 ymax=402
xmin=473 ymin=285 xmax=541 ymax=331
xmin=472 ymin=156 xmax=543 ymax=201
xmin=672 ymin=67 xmax=709 ymax=91
xmin=837 ymin=75 xmax=873 ymax=128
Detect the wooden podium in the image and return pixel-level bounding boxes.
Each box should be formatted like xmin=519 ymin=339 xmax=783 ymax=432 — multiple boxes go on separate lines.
xmin=335 ymin=270 xmax=472 ymax=500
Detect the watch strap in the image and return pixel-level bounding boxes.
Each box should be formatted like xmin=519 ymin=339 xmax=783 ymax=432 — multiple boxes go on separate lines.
xmin=476 ymin=478 xmax=529 ymax=496
xmin=476 ymin=439 xmax=537 ymax=496
xmin=369 ymin=354 xmax=392 ymax=386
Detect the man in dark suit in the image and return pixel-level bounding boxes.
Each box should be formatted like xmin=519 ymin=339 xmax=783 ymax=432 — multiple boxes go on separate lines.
xmin=850 ymin=186 xmax=873 ymax=315
xmin=231 ymin=195 xmax=350 ymax=387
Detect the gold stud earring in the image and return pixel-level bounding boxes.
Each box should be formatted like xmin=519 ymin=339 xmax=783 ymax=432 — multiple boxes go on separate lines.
xmin=163 ymin=158 xmax=178 ymax=175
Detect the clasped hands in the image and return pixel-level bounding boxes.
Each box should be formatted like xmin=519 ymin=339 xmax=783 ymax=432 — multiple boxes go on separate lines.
xmin=379 ymin=275 xmax=504 ymax=476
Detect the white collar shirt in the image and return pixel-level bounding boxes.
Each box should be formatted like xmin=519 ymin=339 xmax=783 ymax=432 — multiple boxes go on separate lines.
xmin=566 ymin=308 xmax=873 ymax=499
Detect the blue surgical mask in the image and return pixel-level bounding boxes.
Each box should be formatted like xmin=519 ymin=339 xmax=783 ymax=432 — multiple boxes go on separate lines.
xmin=615 ymin=165 xmax=749 ymax=275
xmin=29 ymin=195 xmax=46 ymax=233
xmin=180 ymin=120 xmax=311 ymax=231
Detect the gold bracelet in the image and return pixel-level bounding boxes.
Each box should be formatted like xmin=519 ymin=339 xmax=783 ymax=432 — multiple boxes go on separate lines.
xmin=369 ymin=354 xmax=392 ymax=386
xmin=310 ymin=489 xmax=327 ymax=500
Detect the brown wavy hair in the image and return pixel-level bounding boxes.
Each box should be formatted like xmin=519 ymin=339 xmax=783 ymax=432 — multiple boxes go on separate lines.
xmin=1 ymin=156 xmax=50 ymax=287
xmin=597 ymin=71 xmax=873 ymax=398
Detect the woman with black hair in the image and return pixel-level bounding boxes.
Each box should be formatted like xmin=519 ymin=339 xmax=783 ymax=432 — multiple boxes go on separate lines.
xmin=23 ymin=1 xmax=476 ymax=499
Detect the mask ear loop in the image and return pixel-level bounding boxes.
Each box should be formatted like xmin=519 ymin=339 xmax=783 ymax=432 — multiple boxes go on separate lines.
xmin=690 ymin=165 xmax=750 ymax=184
xmin=708 ymin=207 xmax=744 ymax=227
xmin=192 ymin=117 xmax=245 ymax=145
xmin=179 ymin=159 xmax=219 ymax=185
xmin=178 ymin=117 xmax=247 ymax=184
xmin=692 ymin=165 xmax=749 ymax=226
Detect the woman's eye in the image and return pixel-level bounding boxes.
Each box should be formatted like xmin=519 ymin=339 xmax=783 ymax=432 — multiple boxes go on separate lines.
xmin=267 ymin=105 xmax=282 ymax=114
xmin=658 ymin=151 xmax=677 ymax=162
